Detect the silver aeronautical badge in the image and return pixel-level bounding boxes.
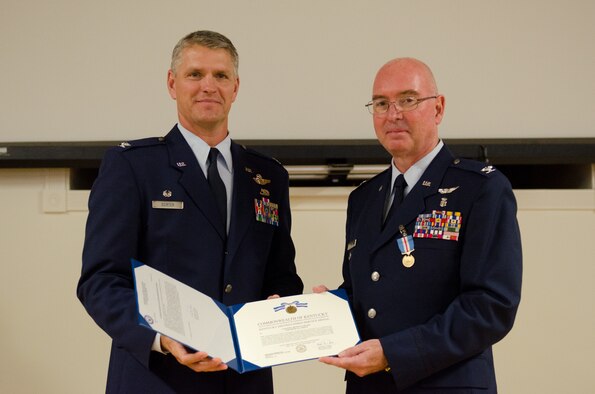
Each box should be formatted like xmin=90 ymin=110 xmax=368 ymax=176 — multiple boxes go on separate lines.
xmin=439 ymin=186 xmax=459 ymax=194
xmin=481 ymin=166 xmax=496 ymax=174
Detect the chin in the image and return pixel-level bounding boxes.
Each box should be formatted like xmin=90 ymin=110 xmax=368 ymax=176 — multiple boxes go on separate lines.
xmin=383 ymin=139 xmax=409 ymax=154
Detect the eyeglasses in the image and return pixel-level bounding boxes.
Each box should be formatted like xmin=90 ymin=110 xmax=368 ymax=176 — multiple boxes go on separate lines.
xmin=365 ymin=96 xmax=438 ymax=115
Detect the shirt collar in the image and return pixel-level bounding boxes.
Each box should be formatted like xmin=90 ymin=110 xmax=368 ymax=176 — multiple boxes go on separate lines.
xmin=177 ymin=123 xmax=233 ymax=176
xmin=390 ymin=140 xmax=444 ymax=195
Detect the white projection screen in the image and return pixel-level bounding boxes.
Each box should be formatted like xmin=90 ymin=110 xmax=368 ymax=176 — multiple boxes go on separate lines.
xmin=1 ymin=0 xmax=594 ymax=142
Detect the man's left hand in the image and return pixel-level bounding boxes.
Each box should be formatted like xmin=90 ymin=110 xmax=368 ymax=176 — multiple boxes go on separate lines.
xmin=319 ymin=339 xmax=389 ymax=377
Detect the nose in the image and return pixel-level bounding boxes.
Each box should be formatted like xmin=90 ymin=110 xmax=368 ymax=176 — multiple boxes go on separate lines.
xmin=201 ymin=75 xmax=217 ymax=93
xmin=386 ymin=102 xmax=404 ymax=120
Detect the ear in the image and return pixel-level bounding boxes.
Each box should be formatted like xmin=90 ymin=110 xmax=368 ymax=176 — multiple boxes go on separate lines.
xmin=434 ymin=95 xmax=445 ymax=125
xmin=167 ymin=69 xmax=176 ymax=100
xmin=231 ymin=76 xmax=240 ymax=103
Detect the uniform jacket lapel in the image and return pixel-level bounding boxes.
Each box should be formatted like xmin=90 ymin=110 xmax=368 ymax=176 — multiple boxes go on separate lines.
xmin=165 ymin=127 xmax=227 ymax=239
xmin=359 ymin=169 xmax=392 ymax=248
xmin=371 ymin=146 xmax=455 ymax=253
xmin=225 ymin=142 xmax=255 ymax=263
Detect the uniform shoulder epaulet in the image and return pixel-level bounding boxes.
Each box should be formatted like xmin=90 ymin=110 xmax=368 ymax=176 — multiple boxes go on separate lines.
xmin=451 ymin=157 xmax=498 ymax=177
xmin=116 ymin=136 xmax=166 ymax=151
xmin=241 ymin=144 xmax=284 ymax=167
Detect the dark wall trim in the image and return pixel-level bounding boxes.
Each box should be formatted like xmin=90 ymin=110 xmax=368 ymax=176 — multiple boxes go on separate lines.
xmin=1 ymin=138 xmax=594 ymax=189
xmin=1 ymin=138 xmax=594 ymax=167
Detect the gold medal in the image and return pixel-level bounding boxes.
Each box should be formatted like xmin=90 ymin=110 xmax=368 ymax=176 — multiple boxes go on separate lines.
xmin=402 ymin=254 xmax=415 ymax=268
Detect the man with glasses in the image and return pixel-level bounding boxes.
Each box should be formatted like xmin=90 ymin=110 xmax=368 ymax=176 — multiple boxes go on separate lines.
xmin=77 ymin=30 xmax=303 ymax=393
xmin=316 ymin=58 xmax=522 ymax=393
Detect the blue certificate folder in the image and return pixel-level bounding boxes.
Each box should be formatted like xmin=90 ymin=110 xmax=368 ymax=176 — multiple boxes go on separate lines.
xmin=132 ymin=259 xmax=360 ymax=373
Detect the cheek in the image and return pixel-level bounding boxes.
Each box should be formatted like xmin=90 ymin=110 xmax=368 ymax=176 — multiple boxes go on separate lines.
xmin=373 ymin=117 xmax=385 ymax=135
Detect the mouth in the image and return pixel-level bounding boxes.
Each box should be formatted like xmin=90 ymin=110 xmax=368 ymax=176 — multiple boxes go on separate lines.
xmin=386 ymin=128 xmax=408 ymax=135
xmin=196 ymin=98 xmax=222 ymax=105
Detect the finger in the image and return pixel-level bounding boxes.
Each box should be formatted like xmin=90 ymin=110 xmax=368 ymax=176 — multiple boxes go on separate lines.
xmin=319 ymin=356 xmax=350 ymax=369
xmin=267 ymin=294 xmax=280 ymax=299
xmin=312 ymin=285 xmax=329 ymax=293
xmin=178 ymin=350 xmax=211 ymax=365
xmin=190 ymin=357 xmax=228 ymax=373
xmin=337 ymin=345 xmax=364 ymax=358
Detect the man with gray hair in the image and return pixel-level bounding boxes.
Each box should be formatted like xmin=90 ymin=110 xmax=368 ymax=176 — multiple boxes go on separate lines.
xmin=316 ymin=57 xmax=522 ymax=393
xmin=78 ymin=30 xmax=303 ymax=393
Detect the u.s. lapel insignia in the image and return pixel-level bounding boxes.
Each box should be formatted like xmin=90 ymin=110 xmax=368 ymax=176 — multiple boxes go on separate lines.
xmin=481 ymin=166 xmax=496 ymax=174
xmin=176 ymin=162 xmax=187 ymax=167
xmin=245 ymin=167 xmax=253 ymax=173
xmin=162 ymin=190 xmax=172 ymax=198
xmin=260 ymin=188 xmax=270 ymax=197
xmin=422 ymin=181 xmax=431 ymax=187
xmin=253 ymin=174 xmax=271 ymax=185
xmin=438 ymin=186 xmax=459 ymax=194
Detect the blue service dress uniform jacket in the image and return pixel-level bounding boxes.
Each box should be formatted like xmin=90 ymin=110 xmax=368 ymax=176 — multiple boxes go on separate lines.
xmin=77 ymin=126 xmax=303 ymax=394
xmin=341 ymin=145 xmax=522 ymax=393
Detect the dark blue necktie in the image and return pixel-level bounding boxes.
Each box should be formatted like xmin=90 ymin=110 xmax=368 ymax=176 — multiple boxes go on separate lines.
xmin=207 ymin=148 xmax=227 ymax=228
xmin=383 ymin=174 xmax=406 ymax=227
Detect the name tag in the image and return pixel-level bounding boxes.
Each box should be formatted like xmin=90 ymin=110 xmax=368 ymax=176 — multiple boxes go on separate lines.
xmin=152 ymin=201 xmax=184 ymax=210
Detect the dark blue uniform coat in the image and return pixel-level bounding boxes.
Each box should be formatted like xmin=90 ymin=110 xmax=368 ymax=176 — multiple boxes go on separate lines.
xmin=341 ymin=145 xmax=522 ymax=393
xmin=77 ymin=126 xmax=303 ymax=393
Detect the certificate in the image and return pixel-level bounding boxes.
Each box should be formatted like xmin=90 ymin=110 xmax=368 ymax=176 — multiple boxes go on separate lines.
xmin=132 ymin=259 xmax=360 ymax=373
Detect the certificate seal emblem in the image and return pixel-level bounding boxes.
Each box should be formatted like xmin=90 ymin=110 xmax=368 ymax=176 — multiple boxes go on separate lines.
xmin=402 ymin=254 xmax=415 ymax=268
xmin=144 ymin=315 xmax=154 ymax=325
xmin=296 ymin=344 xmax=307 ymax=353
xmin=286 ymin=305 xmax=298 ymax=314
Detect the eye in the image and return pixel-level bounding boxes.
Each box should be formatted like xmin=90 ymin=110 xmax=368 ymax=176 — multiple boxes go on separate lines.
xmin=373 ymin=99 xmax=389 ymax=109
xmin=399 ymin=97 xmax=418 ymax=108
xmin=188 ymin=71 xmax=202 ymax=79
xmin=215 ymin=72 xmax=229 ymax=79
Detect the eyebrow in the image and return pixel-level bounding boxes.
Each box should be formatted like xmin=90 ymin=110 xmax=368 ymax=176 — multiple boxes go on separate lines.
xmin=372 ymin=89 xmax=421 ymax=100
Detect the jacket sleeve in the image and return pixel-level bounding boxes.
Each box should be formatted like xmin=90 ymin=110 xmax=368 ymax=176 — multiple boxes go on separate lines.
xmin=380 ymin=173 xmax=522 ymax=390
xmin=76 ymin=148 xmax=155 ymax=368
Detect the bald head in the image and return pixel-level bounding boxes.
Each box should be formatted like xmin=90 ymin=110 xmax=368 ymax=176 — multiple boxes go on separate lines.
xmin=374 ymin=57 xmax=438 ymax=96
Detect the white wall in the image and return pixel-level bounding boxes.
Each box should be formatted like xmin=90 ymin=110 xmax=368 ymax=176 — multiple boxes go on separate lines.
xmin=1 ymin=169 xmax=594 ymax=393
xmin=1 ymin=0 xmax=595 ymax=142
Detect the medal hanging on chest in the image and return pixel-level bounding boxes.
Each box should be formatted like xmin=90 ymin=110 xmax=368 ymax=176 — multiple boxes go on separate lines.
xmin=396 ymin=225 xmax=415 ymax=268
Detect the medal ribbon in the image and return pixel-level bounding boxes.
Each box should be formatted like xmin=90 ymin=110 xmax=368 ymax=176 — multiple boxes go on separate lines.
xmin=397 ymin=235 xmax=415 ymax=255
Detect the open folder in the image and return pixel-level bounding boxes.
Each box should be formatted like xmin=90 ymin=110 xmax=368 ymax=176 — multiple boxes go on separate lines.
xmin=132 ymin=259 xmax=360 ymax=373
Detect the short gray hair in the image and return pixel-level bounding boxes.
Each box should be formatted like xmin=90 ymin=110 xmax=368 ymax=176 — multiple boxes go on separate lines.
xmin=170 ymin=30 xmax=239 ymax=75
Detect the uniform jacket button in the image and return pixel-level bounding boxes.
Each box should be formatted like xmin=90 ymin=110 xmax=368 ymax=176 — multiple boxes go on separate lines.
xmin=224 ymin=284 xmax=233 ymax=294
xmin=371 ymin=271 xmax=380 ymax=282
xmin=368 ymin=308 xmax=377 ymax=319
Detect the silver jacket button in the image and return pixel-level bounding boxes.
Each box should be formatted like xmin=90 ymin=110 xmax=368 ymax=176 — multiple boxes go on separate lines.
xmin=367 ymin=308 xmax=377 ymax=319
xmin=224 ymin=284 xmax=233 ymax=294
xmin=371 ymin=271 xmax=380 ymax=282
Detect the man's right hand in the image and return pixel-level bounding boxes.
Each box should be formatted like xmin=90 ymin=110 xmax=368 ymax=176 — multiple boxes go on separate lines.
xmin=160 ymin=335 xmax=228 ymax=373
